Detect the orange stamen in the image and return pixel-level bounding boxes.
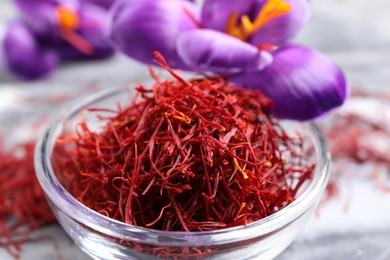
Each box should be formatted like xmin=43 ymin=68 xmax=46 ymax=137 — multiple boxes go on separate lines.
xmin=57 ymin=6 xmax=79 ymax=30
xmin=226 ymin=0 xmax=291 ymax=41
xmin=235 ymin=202 xmax=247 ymax=219
xmin=233 ymin=157 xmax=249 ymax=180
xmin=146 ymin=202 xmax=172 ymax=227
xmin=173 ymin=112 xmax=192 ymax=124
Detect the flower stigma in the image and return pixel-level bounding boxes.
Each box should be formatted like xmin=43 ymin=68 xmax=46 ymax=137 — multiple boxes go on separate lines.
xmin=56 ymin=5 xmax=94 ymax=55
xmin=226 ymin=0 xmax=291 ymax=41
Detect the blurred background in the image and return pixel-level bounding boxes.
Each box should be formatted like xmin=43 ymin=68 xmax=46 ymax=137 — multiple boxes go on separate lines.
xmin=298 ymin=0 xmax=390 ymax=91
xmin=1 ymin=0 xmax=390 ymax=259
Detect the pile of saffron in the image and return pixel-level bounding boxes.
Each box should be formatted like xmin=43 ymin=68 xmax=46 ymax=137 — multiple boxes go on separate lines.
xmin=53 ymin=63 xmax=315 ymax=233
xmin=0 ymin=140 xmax=57 ymax=258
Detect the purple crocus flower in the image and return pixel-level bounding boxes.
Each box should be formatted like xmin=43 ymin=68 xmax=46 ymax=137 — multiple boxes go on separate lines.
xmin=109 ymin=0 xmax=348 ymax=120
xmin=2 ymin=21 xmax=59 ymax=80
xmin=2 ymin=0 xmax=114 ymax=80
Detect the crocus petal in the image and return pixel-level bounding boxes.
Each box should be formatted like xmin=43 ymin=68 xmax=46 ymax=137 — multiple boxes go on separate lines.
xmin=231 ymin=45 xmax=348 ymax=120
xmin=176 ymin=29 xmax=272 ymax=74
xmin=83 ymin=0 xmax=115 ymax=9
xmin=201 ymin=0 xmax=255 ymax=32
xmin=14 ymin=0 xmax=79 ymax=12
xmin=57 ymin=3 xmax=114 ymax=60
xmin=109 ymin=0 xmax=199 ymax=69
xmin=13 ymin=0 xmax=80 ymax=16
xmin=249 ymin=0 xmax=310 ymax=46
xmin=2 ymin=21 xmax=58 ymax=80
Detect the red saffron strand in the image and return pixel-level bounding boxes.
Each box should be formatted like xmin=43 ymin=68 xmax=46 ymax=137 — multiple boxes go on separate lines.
xmin=52 ymin=67 xmax=315 ymax=236
xmin=0 ymin=140 xmax=60 ymax=259
xmin=318 ymin=91 xmax=390 ymax=209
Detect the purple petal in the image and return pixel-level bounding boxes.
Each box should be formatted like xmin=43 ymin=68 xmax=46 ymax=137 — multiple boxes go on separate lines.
xmin=82 ymin=0 xmax=115 ymax=9
xmin=176 ymin=29 xmax=272 ymax=74
xmin=231 ymin=45 xmax=348 ymax=120
xmin=13 ymin=0 xmax=79 ymax=15
xmin=109 ymin=0 xmax=199 ymax=70
xmin=249 ymin=0 xmax=310 ymax=46
xmin=57 ymin=3 xmax=114 ymax=60
xmin=2 ymin=21 xmax=58 ymax=80
xmin=201 ymin=0 xmax=255 ymax=32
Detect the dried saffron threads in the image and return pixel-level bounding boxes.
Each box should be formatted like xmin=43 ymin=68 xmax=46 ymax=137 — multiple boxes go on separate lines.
xmin=0 ymin=140 xmax=58 ymax=258
xmin=319 ymin=94 xmax=390 ymax=207
xmin=52 ymin=64 xmax=315 ymax=232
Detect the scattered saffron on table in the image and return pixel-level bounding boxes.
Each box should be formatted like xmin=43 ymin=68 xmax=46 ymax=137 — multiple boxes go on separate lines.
xmin=0 ymin=140 xmax=58 ymax=259
xmin=0 ymin=84 xmax=106 ymax=259
xmin=52 ymin=55 xmax=316 ymax=236
xmin=319 ymin=92 xmax=390 ymax=209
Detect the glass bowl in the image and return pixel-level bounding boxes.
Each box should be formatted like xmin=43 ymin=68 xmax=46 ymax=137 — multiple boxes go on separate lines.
xmin=35 ymin=84 xmax=330 ymax=260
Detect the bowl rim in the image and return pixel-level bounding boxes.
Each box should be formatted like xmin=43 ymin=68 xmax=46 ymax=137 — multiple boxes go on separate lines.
xmin=34 ymin=84 xmax=331 ymax=246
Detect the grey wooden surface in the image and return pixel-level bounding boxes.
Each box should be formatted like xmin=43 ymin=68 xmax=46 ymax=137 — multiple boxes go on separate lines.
xmin=1 ymin=0 xmax=390 ymax=259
